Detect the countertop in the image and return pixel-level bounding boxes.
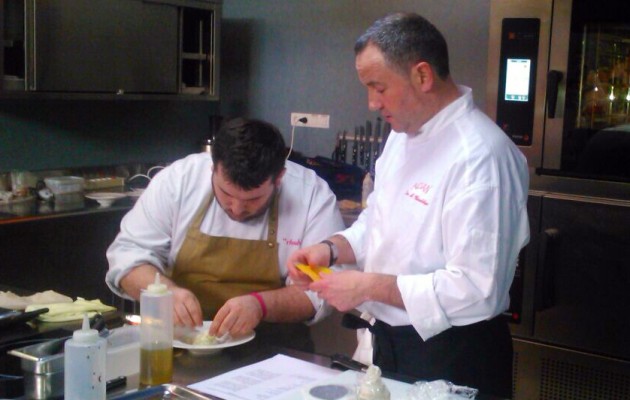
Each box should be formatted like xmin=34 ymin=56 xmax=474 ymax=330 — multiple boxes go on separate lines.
xmin=0 ymin=194 xmax=135 ymax=225
xmin=118 ymin=341 xmax=505 ymax=400
xmin=0 ymin=313 xmax=504 ymax=400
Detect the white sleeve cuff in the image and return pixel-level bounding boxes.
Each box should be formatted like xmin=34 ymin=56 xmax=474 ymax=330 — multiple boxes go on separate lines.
xmin=397 ymin=274 xmax=451 ymax=341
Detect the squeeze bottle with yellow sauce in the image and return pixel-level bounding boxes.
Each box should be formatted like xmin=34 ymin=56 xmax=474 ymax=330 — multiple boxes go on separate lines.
xmin=140 ymin=273 xmax=173 ymax=386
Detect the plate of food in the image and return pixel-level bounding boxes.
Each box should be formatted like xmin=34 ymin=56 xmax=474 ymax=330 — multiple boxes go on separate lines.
xmin=173 ymin=321 xmax=255 ymax=355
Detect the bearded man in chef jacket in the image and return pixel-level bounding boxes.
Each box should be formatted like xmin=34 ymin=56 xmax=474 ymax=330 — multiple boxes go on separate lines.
xmin=106 ymin=117 xmax=345 ymax=350
xmin=288 ymin=13 xmax=529 ymax=397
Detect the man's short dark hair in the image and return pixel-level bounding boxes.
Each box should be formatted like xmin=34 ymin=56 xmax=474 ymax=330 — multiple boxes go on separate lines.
xmin=355 ymin=12 xmax=450 ymax=80
xmin=211 ymin=117 xmax=286 ymax=190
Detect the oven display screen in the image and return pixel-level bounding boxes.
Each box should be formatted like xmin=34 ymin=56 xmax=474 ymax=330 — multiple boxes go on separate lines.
xmin=504 ymin=58 xmax=531 ymax=102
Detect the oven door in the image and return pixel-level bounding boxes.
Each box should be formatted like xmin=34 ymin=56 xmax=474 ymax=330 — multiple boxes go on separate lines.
xmin=488 ymin=0 xmax=630 ymax=198
xmin=534 ymin=194 xmax=630 ymax=360
xmin=541 ymin=0 xmax=630 ymax=184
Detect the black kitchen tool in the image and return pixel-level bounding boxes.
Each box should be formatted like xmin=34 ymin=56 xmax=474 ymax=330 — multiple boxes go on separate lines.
xmin=0 ymin=307 xmax=49 ymax=328
xmin=106 ymin=376 xmax=127 ymax=392
xmin=331 ymin=353 xmax=368 ymax=372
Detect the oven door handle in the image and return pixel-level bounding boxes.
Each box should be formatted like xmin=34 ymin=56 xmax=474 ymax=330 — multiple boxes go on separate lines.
xmin=535 ymin=227 xmax=560 ymax=311
xmin=546 ymin=70 xmax=563 ymax=119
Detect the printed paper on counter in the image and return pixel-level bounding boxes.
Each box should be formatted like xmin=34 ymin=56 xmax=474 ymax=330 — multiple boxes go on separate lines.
xmin=188 ymin=354 xmax=340 ymax=400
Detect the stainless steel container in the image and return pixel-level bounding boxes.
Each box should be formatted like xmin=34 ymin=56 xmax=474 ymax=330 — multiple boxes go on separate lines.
xmin=8 ymin=338 xmax=67 ymax=399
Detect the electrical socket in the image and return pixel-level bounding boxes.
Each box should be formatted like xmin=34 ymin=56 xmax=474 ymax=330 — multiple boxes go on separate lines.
xmin=290 ymin=112 xmax=330 ymax=129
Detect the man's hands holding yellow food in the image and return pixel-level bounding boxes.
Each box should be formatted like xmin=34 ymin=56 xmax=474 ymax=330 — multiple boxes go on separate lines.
xmin=286 ymin=242 xmax=334 ymax=287
xmin=287 ymin=242 xmax=405 ymax=313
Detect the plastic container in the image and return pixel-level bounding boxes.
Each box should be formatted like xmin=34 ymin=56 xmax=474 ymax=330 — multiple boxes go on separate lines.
xmin=44 ymin=176 xmax=86 ymax=203
xmin=64 ymin=314 xmax=107 ymax=400
xmin=106 ymin=325 xmax=140 ymax=381
xmin=140 ymin=273 xmax=174 ymax=386
xmin=8 ymin=337 xmax=67 ymax=399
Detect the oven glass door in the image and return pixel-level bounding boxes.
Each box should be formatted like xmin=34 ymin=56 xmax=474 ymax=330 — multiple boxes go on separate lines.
xmin=543 ymin=0 xmax=630 ymax=182
xmin=534 ymin=196 xmax=630 ymax=360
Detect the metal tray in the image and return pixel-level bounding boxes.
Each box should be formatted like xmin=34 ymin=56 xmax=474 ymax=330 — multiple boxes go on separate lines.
xmin=110 ymin=384 xmax=215 ymax=400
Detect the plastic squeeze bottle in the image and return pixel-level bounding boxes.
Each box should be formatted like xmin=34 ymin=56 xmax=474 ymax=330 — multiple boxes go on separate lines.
xmin=140 ymin=273 xmax=174 ymax=386
xmin=64 ymin=314 xmax=107 ymax=400
xmin=356 ymin=364 xmax=390 ymax=400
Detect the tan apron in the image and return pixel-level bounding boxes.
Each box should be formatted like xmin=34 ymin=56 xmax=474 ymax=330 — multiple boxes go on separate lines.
xmin=172 ymin=191 xmax=283 ymax=318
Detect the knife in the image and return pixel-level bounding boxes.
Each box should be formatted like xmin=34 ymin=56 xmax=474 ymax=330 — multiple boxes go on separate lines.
xmin=352 ymin=127 xmax=359 ymax=166
xmin=340 ymin=130 xmax=348 ymax=164
xmin=372 ymin=117 xmax=381 ymax=175
xmin=358 ymin=125 xmax=365 ymax=166
xmin=365 ymin=120 xmax=372 ymax=172
xmin=332 ymin=131 xmax=341 ymax=162
xmin=382 ymin=122 xmax=391 ymax=152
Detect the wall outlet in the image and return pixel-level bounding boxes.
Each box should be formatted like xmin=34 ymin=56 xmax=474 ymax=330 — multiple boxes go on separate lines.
xmin=290 ymin=112 xmax=330 ymax=129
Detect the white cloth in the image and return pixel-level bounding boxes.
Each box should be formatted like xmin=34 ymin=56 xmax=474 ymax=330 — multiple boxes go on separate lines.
xmin=341 ymin=86 xmax=530 ymax=341
xmin=352 ymin=312 xmax=375 ymax=365
xmin=106 ymin=153 xmax=345 ymax=323
xmin=0 ymin=290 xmax=73 ymax=310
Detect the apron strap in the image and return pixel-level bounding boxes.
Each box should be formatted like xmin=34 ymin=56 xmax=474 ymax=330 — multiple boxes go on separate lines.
xmin=190 ymin=188 xmax=280 ymax=243
xmin=266 ymin=191 xmax=279 ymax=246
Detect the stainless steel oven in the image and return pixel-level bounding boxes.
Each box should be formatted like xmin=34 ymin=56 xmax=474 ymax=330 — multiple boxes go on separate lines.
xmin=488 ymin=0 xmax=630 ymax=199
xmin=487 ymin=1 xmax=630 ymax=398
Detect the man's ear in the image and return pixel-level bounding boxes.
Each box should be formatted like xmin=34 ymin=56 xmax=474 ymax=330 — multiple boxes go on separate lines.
xmin=274 ymin=168 xmax=287 ymax=187
xmin=410 ymin=61 xmax=434 ymax=92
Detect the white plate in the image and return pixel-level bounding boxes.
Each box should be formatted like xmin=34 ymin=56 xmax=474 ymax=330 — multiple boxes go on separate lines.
xmin=125 ymin=188 xmax=144 ymax=198
xmin=85 ymin=192 xmax=127 ymax=207
xmin=173 ymin=321 xmax=255 ymax=355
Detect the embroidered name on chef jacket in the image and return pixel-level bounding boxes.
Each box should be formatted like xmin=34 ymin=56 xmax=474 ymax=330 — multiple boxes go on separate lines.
xmin=283 ymin=238 xmax=302 ymax=246
xmin=405 ymin=182 xmax=432 ymax=206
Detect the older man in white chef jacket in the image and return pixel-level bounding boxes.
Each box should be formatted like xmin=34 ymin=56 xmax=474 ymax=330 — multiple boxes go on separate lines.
xmin=106 ymin=117 xmax=345 ymax=349
xmin=288 ymin=13 xmax=529 ymax=397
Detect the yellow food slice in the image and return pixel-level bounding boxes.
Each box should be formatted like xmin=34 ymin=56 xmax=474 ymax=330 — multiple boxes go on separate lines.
xmin=295 ymin=263 xmax=332 ymax=281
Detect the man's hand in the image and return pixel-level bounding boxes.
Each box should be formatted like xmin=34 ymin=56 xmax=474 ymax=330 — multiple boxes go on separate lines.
xmin=119 ymin=264 xmax=204 ymax=328
xmin=209 ymin=294 xmax=262 ymax=337
xmin=286 ymin=243 xmax=332 ymax=288
xmin=310 ymin=271 xmax=404 ymax=312
xmin=171 ymin=286 xmax=204 ymax=327
xmin=308 ymin=270 xmax=368 ymax=311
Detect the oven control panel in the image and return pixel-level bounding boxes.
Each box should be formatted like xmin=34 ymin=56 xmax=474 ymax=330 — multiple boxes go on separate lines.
xmin=496 ymin=18 xmax=540 ymax=146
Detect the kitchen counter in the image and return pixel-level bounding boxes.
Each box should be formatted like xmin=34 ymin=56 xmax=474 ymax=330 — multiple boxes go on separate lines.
xmin=113 ymin=340 xmax=505 ymax=400
xmin=0 ymin=194 xmax=135 ymax=225
xmin=1 ymin=313 xmax=505 ymax=400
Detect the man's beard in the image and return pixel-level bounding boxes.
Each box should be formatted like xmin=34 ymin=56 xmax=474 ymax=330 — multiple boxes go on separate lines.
xmin=223 ymin=188 xmax=277 ymax=222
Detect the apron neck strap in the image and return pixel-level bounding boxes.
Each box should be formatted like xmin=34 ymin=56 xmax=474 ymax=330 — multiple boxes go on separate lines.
xmin=190 ymin=187 xmax=280 ymax=244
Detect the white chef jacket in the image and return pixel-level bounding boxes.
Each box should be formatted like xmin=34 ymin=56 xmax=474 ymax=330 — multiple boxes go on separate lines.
xmin=342 ymin=86 xmax=530 ymax=341
xmin=106 ymin=153 xmax=345 ymax=323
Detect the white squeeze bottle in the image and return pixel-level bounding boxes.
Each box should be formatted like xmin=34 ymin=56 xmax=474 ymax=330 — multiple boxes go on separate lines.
xmin=64 ymin=314 xmax=107 ymax=400
xmin=140 ymin=273 xmax=173 ymax=386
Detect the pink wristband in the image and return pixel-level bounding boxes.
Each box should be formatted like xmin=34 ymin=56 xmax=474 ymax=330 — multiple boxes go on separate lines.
xmin=250 ymin=292 xmax=267 ymax=318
